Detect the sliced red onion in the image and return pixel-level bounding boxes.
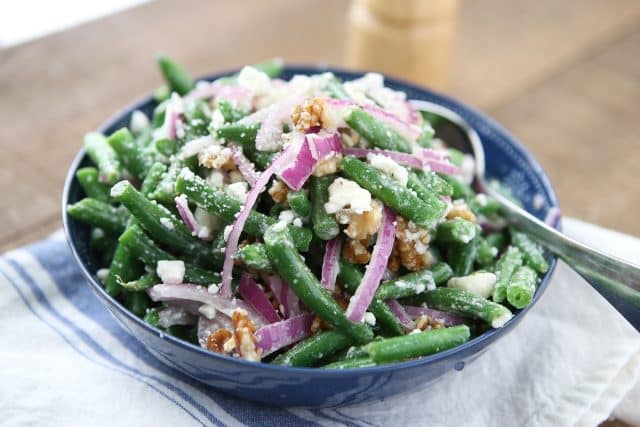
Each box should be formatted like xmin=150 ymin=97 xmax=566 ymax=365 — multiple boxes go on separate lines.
xmin=229 ymin=144 xmax=258 ymax=187
xmin=403 ymin=305 xmax=466 ymax=327
xmin=278 ymin=131 xmax=342 ymax=191
xmin=238 ymin=273 xmax=281 ymax=324
xmin=413 ymin=147 xmax=449 ymax=161
xmin=255 ymin=313 xmax=314 ymax=357
xmin=342 ymin=147 xmax=423 ymax=169
xmin=220 ymin=142 xmax=302 ymax=297
xmin=266 ymin=275 xmax=301 ymax=319
xmin=165 ymin=299 xmax=202 ymax=315
xmin=386 ymin=299 xmax=415 ymax=331
xmin=320 ymin=236 xmax=343 ymax=292
xmin=147 ymin=283 xmax=263 ymax=326
xmin=424 ymin=159 xmax=460 ymax=176
xmin=175 ymin=195 xmax=200 ymax=235
xmin=158 ymin=305 xmax=198 ymax=328
xmin=345 ymin=206 xmax=396 ymax=323
xmin=197 ymin=315 xmax=233 ymax=348
xmin=405 ymin=101 xmax=422 ymax=125
xmin=441 ymin=195 xmax=452 ymax=204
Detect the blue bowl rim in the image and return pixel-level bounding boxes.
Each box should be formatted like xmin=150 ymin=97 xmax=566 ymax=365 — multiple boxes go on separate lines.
xmin=62 ymin=64 xmax=560 ymax=376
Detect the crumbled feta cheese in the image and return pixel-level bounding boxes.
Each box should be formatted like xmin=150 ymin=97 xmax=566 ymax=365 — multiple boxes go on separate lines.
xmin=491 ymin=311 xmax=513 ymax=328
xmin=207 ymin=170 xmax=225 ymax=188
xmin=447 ymin=272 xmax=496 ymax=299
xmin=367 ymin=154 xmax=408 ymax=186
xmin=130 ymin=110 xmax=150 ymax=134
xmin=228 ymin=170 xmax=245 ymax=184
xmin=460 ymin=154 xmax=475 ymax=184
xmin=409 ymin=328 xmax=422 ymax=335
xmin=198 ymin=304 xmax=217 ymax=319
xmin=179 ymin=135 xmax=213 ymax=160
xmin=475 ymin=194 xmax=488 ymax=206
xmin=292 ymin=217 xmax=303 ymax=227
xmin=210 ymin=109 xmax=225 ymax=131
xmin=225 ymin=182 xmax=248 ymax=203
xmin=208 ymin=283 xmax=220 ymax=294
xmin=363 ymin=312 xmax=376 ymax=326
xmin=194 ymin=207 xmax=221 ymax=236
xmin=156 ymin=260 xmax=185 ymax=285
xmin=237 ymin=66 xmax=271 ymax=97
xmin=278 ymin=209 xmax=295 ymax=225
xmin=324 ymin=178 xmax=372 ymax=215
xmin=272 ymin=221 xmax=288 ymax=232
xmin=159 ymin=218 xmax=174 ymax=230
xmin=96 ymin=268 xmax=109 ymax=283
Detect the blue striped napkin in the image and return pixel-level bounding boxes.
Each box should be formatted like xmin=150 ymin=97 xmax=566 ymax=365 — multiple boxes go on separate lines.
xmin=1 ymin=219 xmax=639 ymax=427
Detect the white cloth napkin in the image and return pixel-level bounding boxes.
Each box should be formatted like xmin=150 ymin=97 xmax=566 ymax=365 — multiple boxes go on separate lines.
xmin=0 ymin=218 xmax=638 ymax=427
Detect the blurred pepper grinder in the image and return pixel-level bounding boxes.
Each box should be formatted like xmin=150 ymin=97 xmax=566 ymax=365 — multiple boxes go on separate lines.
xmin=345 ymin=0 xmax=461 ymax=91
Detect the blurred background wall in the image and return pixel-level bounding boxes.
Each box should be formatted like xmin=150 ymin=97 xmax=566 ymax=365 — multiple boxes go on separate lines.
xmin=1 ymin=0 xmax=639 ymax=252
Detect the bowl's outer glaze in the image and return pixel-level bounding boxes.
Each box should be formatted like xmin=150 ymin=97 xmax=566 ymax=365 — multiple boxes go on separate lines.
xmin=63 ymin=66 xmax=560 ymax=407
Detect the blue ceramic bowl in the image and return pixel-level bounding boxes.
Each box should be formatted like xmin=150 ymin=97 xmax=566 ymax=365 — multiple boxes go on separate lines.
xmin=62 ymin=66 xmax=560 ymax=408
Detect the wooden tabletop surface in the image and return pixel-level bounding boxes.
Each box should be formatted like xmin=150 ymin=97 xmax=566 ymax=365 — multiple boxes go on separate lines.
xmin=1 ymin=0 xmax=639 ymax=255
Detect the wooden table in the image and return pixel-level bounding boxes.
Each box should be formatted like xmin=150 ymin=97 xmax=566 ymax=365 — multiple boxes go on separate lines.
xmin=0 ymin=1 xmax=637 ymax=422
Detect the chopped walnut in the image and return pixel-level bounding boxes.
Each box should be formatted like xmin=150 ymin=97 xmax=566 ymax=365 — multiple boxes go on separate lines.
xmin=446 ymin=201 xmax=477 ymax=223
xmin=292 ymin=97 xmax=325 ymax=132
xmin=415 ymin=315 xmax=444 ymax=331
xmin=268 ymin=180 xmax=289 ymax=204
xmin=343 ymin=238 xmax=371 ymax=264
xmin=232 ymin=309 xmax=261 ymax=361
xmin=312 ymin=153 xmax=343 ymax=177
xmin=310 ymin=316 xmax=328 ymax=334
xmin=389 ymin=216 xmax=433 ymax=272
xmin=199 ymin=145 xmax=234 ymax=170
xmin=343 ymin=200 xmax=383 ymax=240
xmin=206 ymin=328 xmax=233 ymax=354
xmin=340 ymin=129 xmax=361 ymax=148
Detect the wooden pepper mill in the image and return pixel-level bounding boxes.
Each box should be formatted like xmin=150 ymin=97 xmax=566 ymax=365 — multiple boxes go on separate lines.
xmin=345 ymin=0 xmax=461 ymax=91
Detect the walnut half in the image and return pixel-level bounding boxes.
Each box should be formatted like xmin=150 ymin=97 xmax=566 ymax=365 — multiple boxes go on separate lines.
xmin=232 ymin=309 xmax=261 ymax=361
xmin=389 ymin=216 xmax=433 ymax=272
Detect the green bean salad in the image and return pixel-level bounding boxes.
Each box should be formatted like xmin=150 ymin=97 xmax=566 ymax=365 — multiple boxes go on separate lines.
xmin=68 ymin=57 xmax=549 ymax=368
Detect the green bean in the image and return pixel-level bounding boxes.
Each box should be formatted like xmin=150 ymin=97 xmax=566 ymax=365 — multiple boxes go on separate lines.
xmin=429 ymin=262 xmax=455 ymax=285
xmin=468 ymin=195 xmax=502 ymax=217
xmin=406 ymin=172 xmax=447 ymax=212
xmin=345 ymin=108 xmax=412 ymax=153
xmin=491 ymin=246 xmax=524 ymax=303
xmin=124 ymin=291 xmax=151 ymax=317
xmin=475 ymin=237 xmax=500 ymax=268
xmin=235 ymin=243 xmax=273 ymax=272
xmin=376 ymin=270 xmax=436 ymax=301
xmin=448 ymin=235 xmax=480 ymax=277
xmin=447 ymin=148 xmax=465 ymax=167
xmin=67 ymin=198 xmax=129 ymax=235
xmin=155 ymin=138 xmax=178 ymax=157
xmin=287 ymin=190 xmax=311 ymax=218
xmin=118 ymin=272 xmax=158 ymax=291
xmin=104 ymin=243 xmax=140 ymax=297
xmin=157 ymin=56 xmax=194 ymax=96
xmin=366 ymin=325 xmax=470 ymax=364
xmin=111 ymin=180 xmax=214 ymax=266
xmin=426 ymin=287 xmax=512 ymax=327
xmin=144 ymin=307 xmax=162 ymax=328
xmin=436 ymin=218 xmax=478 ymax=244
xmin=149 ymin=160 xmax=183 ymax=204
xmin=323 ymin=357 xmax=376 ymax=369
xmin=107 ymin=128 xmax=151 ymax=180
xmin=140 ymin=162 xmax=167 ymax=198
xmin=338 ymin=261 xmax=405 ymax=337
xmin=152 ymin=100 xmax=168 ymax=129
xmin=264 ymin=224 xmax=373 ymax=344
xmin=416 ymin=124 xmax=436 ymax=148
xmin=416 ymin=171 xmax=453 ymax=197
xmin=216 ymin=99 xmax=248 ymax=123
xmin=486 ymin=232 xmax=507 ymax=251
xmin=153 ymin=85 xmax=170 ymax=102
xmin=511 ymin=230 xmax=549 ymax=274
xmin=309 ymin=176 xmax=340 ymax=240
xmin=272 ymin=330 xmax=352 ymax=367
xmin=90 ymin=227 xmax=116 ymax=254
xmin=251 ymin=58 xmax=284 ymax=78
xmin=216 ymin=122 xmax=260 ymax=147
xmin=118 ymin=224 xmax=220 ymax=286
xmin=253 ymin=151 xmax=277 ymax=170
xmin=342 ymin=156 xmax=446 ymax=228
xmin=175 ymin=169 xmax=312 ymax=251
xmin=506 ymin=265 xmax=538 ymax=309
xmin=76 ymin=167 xmax=110 ymax=203
xmin=322 ymin=77 xmax=350 ymax=99
xmin=84 ymin=132 xmax=121 ymax=185
xmin=438 ymin=174 xmax=475 ymax=200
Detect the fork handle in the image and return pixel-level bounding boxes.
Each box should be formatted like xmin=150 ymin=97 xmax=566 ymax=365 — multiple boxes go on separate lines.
xmin=489 ymin=189 xmax=640 ymax=332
